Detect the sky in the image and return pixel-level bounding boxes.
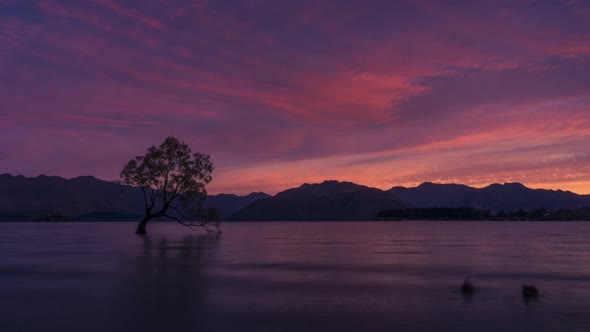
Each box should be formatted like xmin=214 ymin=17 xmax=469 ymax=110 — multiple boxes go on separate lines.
xmin=1 ymin=0 xmax=590 ymax=195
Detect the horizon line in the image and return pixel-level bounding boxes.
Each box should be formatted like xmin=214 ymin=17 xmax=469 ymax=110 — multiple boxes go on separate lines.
xmin=2 ymin=172 xmax=586 ymax=197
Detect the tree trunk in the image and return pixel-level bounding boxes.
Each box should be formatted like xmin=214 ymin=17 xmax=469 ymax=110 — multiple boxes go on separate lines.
xmin=136 ymin=216 xmax=150 ymax=235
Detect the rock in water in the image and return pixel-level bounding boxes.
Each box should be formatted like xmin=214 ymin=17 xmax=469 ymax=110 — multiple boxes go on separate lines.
xmin=522 ymin=284 xmax=539 ymax=299
xmin=461 ymin=280 xmax=475 ymax=295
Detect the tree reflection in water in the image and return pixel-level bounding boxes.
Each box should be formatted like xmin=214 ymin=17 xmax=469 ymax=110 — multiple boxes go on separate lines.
xmin=112 ymin=234 xmax=220 ymax=332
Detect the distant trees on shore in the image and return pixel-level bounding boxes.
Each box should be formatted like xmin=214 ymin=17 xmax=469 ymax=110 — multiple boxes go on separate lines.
xmin=377 ymin=207 xmax=590 ymax=221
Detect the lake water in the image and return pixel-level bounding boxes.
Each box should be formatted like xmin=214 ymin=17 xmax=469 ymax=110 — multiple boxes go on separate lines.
xmin=2 ymin=222 xmax=590 ymax=332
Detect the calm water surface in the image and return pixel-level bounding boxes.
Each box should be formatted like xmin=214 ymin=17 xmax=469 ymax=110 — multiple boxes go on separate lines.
xmin=2 ymin=222 xmax=590 ymax=331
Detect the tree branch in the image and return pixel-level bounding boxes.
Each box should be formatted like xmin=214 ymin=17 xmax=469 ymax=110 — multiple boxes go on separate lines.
xmin=140 ymin=186 xmax=149 ymax=210
xmin=149 ymin=187 xmax=158 ymax=208
xmin=163 ymin=214 xmax=209 ymax=231
xmin=169 ymin=204 xmax=193 ymax=220
xmin=162 ymin=161 xmax=175 ymax=204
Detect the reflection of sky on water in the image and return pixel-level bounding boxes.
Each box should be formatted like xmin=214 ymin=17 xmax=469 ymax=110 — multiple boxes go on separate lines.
xmin=1 ymin=222 xmax=590 ymax=331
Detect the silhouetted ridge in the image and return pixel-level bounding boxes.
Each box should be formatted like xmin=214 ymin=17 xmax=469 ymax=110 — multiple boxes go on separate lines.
xmin=388 ymin=182 xmax=590 ymax=211
xmin=277 ymin=180 xmax=377 ymax=198
xmin=0 ymin=174 xmax=269 ymax=221
xmin=203 ymin=192 xmax=271 ymax=219
xmin=232 ymin=180 xmax=407 ymax=221
xmin=2 ymin=174 xmax=590 ymax=221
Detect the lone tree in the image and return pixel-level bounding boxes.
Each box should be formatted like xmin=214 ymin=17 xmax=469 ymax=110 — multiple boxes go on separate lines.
xmin=120 ymin=136 xmax=218 ymax=235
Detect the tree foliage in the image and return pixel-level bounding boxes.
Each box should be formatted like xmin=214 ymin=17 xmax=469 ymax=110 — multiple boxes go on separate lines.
xmin=120 ymin=136 xmax=218 ymax=234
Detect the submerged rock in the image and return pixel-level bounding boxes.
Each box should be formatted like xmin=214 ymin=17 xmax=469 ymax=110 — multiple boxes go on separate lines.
xmin=461 ymin=280 xmax=475 ymax=295
xmin=522 ymin=284 xmax=539 ymax=299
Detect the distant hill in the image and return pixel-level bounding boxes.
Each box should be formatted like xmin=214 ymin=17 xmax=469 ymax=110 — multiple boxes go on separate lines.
xmin=232 ymin=180 xmax=407 ymax=221
xmin=3 ymin=174 xmax=590 ymax=221
xmin=388 ymin=182 xmax=590 ymax=211
xmin=203 ymin=192 xmax=271 ymax=220
xmin=0 ymin=174 xmax=145 ymax=221
xmin=0 ymin=174 xmax=268 ymax=221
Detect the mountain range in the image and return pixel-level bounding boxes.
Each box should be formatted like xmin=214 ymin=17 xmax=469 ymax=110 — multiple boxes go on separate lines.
xmin=232 ymin=181 xmax=407 ymax=221
xmin=1 ymin=174 xmax=589 ymax=221
xmin=388 ymin=182 xmax=590 ymax=211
